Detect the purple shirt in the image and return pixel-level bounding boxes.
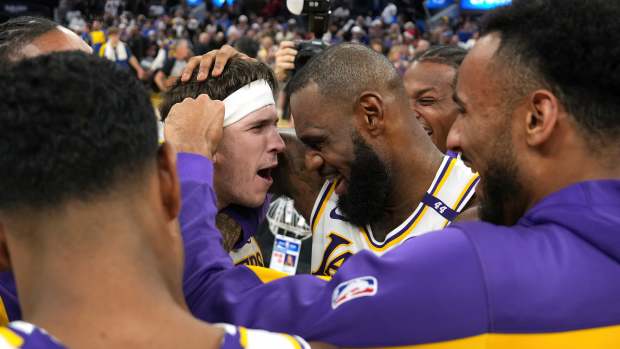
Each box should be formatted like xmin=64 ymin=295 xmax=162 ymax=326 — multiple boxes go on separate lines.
xmin=179 ymin=153 xmax=620 ymax=347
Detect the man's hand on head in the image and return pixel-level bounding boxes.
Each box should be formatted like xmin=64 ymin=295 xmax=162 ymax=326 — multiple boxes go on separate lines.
xmin=164 ymin=94 xmax=224 ymax=161
xmin=181 ymin=45 xmax=255 ymax=82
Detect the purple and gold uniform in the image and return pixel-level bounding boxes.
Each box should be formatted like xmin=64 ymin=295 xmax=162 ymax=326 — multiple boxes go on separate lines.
xmin=0 ymin=322 xmax=65 ymax=349
xmin=180 ymin=153 xmax=620 ymax=348
xmin=0 ymin=321 xmax=308 ymax=349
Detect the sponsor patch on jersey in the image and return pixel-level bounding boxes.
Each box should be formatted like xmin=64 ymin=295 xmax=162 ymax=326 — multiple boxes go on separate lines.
xmin=331 ymin=276 xmax=378 ymax=309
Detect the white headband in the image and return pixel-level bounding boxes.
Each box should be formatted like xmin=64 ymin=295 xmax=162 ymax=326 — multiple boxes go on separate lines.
xmin=223 ymin=79 xmax=275 ymax=127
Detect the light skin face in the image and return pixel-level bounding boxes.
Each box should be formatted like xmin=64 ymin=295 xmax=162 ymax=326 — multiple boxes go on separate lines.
xmin=176 ymin=41 xmax=190 ymax=60
xmin=19 ymin=26 xmax=93 ymax=59
xmin=404 ymin=61 xmax=459 ymax=153
xmin=213 ymin=105 xmax=285 ymax=209
xmin=109 ymin=33 xmax=120 ymax=46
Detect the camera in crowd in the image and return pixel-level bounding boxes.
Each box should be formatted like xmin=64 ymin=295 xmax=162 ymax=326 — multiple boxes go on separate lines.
xmin=286 ymin=0 xmax=330 ymax=73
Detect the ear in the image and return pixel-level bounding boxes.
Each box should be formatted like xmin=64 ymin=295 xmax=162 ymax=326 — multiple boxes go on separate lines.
xmin=524 ymin=90 xmax=560 ymax=147
xmin=356 ymin=92 xmax=385 ymax=138
xmin=0 ymin=224 xmax=12 ymax=273
xmin=158 ymin=143 xmax=181 ymax=221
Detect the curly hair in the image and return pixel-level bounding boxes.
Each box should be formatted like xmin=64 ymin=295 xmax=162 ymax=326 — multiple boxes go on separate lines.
xmin=0 ymin=16 xmax=58 ymax=63
xmin=0 ymin=51 xmax=158 ymax=210
xmin=482 ymin=0 xmax=620 ymax=145
xmin=159 ymin=57 xmax=277 ymax=120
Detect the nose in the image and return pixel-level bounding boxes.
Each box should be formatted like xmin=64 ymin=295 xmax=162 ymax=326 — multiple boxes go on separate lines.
xmin=269 ymin=128 xmax=286 ymax=154
xmin=446 ymin=118 xmax=462 ymax=153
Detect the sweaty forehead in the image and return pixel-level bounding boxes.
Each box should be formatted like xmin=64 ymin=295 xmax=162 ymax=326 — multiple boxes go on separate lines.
xmin=290 ymin=83 xmax=337 ymax=130
xmin=405 ymin=61 xmax=456 ymax=95
xmin=457 ymin=34 xmax=502 ymax=101
xmin=20 ymin=27 xmax=93 ymax=59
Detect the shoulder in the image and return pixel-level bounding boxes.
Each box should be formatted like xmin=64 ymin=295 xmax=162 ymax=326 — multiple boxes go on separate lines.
xmin=217 ymin=324 xmax=310 ymax=349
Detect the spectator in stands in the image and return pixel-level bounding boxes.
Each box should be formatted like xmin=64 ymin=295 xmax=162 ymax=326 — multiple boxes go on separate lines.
xmin=154 ymin=38 xmax=191 ymax=92
xmin=99 ymin=27 xmax=145 ymax=79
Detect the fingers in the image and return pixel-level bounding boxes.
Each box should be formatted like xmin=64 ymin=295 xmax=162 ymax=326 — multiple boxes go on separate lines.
xmin=279 ymin=41 xmax=296 ymax=49
xmin=276 ymin=47 xmax=298 ymax=60
xmin=180 ymin=45 xmax=257 ymax=82
xmin=277 ymin=62 xmax=296 ymax=71
xmin=181 ymin=55 xmax=203 ymax=82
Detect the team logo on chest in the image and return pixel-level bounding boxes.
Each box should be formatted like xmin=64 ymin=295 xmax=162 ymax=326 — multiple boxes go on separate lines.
xmin=331 ymin=276 xmax=378 ymax=309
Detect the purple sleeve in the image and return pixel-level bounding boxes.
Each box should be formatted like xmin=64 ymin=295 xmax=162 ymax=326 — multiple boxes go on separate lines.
xmin=178 ymin=153 xmax=234 ymax=306
xmin=177 ymin=154 xmax=489 ymax=347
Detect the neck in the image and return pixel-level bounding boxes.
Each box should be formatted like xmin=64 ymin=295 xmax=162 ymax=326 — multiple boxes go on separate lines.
xmin=524 ymin=146 xmax=620 ymax=214
xmin=8 ymin=202 xmax=221 ymax=349
xmin=370 ymin=127 xmax=444 ymax=241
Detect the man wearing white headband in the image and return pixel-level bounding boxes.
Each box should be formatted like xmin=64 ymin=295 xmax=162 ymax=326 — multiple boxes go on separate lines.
xmin=160 ymin=58 xmax=284 ymax=267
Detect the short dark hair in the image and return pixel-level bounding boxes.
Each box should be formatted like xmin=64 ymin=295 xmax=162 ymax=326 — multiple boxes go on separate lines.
xmin=0 ymin=16 xmax=58 ymax=63
xmin=160 ymin=57 xmax=277 ymax=120
xmin=234 ymin=37 xmax=260 ymax=58
xmin=414 ymin=45 xmax=467 ymax=70
xmin=482 ymin=0 xmax=620 ymax=146
xmin=287 ymin=43 xmax=403 ymax=110
xmin=0 ymin=51 xmax=159 ymax=210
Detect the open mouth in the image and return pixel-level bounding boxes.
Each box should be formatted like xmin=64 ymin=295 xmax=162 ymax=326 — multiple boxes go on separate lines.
xmin=257 ymin=167 xmax=273 ymax=181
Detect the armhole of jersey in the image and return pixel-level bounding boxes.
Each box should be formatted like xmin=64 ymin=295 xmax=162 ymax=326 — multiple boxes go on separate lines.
xmin=309 ymin=180 xmax=334 ymax=232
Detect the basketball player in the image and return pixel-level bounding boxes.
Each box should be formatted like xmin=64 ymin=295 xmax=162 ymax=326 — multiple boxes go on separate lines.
xmin=404 ymin=45 xmax=467 ymax=154
xmin=183 ymin=44 xmax=479 ymax=277
xmin=160 ymin=57 xmax=284 ymax=268
xmin=0 ymin=17 xmax=274 ymax=322
xmin=0 ymin=51 xmax=316 ymax=349
xmin=165 ymin=1 xmax=620 ymax=345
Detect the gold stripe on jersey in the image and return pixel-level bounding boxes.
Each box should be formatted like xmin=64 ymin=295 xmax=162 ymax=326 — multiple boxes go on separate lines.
xmin=348 ymin=324 xmax=620 ymax=349
xmin=360 ymin=158 xmax=457 ymax=252
xmin=0 ymin=328 xmax=23 ymax=347
xmin=284 ymin=334 xmax=303 ymax=349
xmin=311 ymin=181 xmax=337 ymax=233
xmin=0 ymin=297 xmax=8 ymax=327
xmin=452 ymin=174 xmax=480 ymax=211
xmin=239 ymin=326 xmax=248 ymax=348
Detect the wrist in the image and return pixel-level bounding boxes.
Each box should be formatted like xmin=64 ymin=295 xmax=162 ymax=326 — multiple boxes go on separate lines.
xmin=172 ymin=142 xmax=214 ymax=160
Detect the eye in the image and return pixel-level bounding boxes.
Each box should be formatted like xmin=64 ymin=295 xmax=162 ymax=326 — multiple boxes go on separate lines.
xmin=417 ymin=98 xmax=436 ymax=107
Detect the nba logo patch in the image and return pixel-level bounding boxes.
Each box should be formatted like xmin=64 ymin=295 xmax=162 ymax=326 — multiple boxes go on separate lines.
xmin=331 ymin=276 xmax=378 ymax=309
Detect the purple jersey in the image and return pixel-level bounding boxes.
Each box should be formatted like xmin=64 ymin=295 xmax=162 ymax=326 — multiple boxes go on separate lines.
xmin=178 ymin=154 xmax=620 ymax=347
xmin=0 ymin=322 xmax=65 ymax=349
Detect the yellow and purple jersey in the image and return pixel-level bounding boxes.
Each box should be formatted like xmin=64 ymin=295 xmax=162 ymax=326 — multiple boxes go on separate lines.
xmin=310 ymin=155 xmax=479 ymax=276
xmin=178 ymin=154 xmax=620 ymax=348
xmin=0 ymin=322 xmax=65 ymax=349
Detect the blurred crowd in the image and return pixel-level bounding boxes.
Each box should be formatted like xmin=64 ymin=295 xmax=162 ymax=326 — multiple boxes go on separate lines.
xmin=54 ymin=0 xmax=481 ymax=91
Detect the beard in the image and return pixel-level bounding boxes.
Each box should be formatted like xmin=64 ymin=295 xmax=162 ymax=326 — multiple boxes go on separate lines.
xmin=477 ymin=138 xmax=526 ymax=226
xmin=337 ymin=133 xmax=391 ymax=227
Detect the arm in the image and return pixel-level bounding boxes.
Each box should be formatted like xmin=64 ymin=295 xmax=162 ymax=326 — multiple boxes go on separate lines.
xmin=155 ymin=70 xmax=168 ymax=92
xmin=178 ymin=162 xmax=488 ymax=346
xmin=166 ymin=94 xmax=489 ymax=347
xmin=129 ymin=55 xmax=145 ymax=80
